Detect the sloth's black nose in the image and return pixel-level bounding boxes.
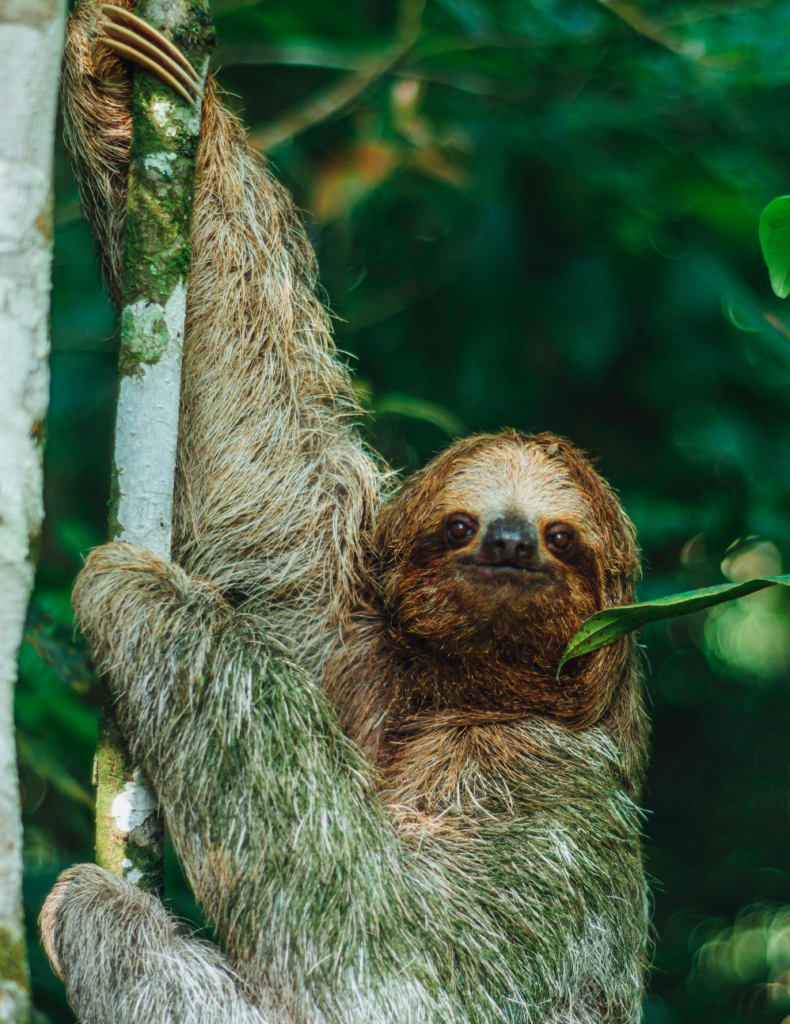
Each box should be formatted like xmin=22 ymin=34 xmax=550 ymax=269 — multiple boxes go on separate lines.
xmin=481 ymin=517 xmax=540 ymax=566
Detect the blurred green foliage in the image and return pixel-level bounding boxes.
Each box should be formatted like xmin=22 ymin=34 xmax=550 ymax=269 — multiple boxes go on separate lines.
xmin=20 ymin=0 xmax=790 ymax=1020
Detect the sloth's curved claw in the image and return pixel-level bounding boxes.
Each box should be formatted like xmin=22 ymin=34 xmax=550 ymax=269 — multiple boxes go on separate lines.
xmin=99 ymin=4 xmax=203 ymax=106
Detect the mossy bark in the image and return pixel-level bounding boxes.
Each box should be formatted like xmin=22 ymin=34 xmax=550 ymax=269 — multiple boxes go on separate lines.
xmin=95 ymin=700 xmax=164 ymax=896
xmin=97 ymin=0 xmax=215 ymax=895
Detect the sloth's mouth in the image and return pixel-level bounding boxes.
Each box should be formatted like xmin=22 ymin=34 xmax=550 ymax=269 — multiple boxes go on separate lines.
xmin=465 ymin=562 xmax=549 ymax=583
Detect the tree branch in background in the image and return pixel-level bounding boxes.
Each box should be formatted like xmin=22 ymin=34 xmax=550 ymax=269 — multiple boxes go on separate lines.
xmin=594 ymin=0 xmax=737 ymax=66
xmin=763 ymin=311 xmax=790 ymax=344
xmin=215 ymin=33 xmax=588 ymax=75
xmin=247 ymin=0 xmax=425 ymax=152
xmin=24 ymin=603 xmax=98 ymax=696
xmin=218 ymin=0 xmax=763 ymax=128
xmin=0 ymin=0 xmax=67 ymax=1018
xmin=662 ymin=0 xmax=770 ymax=26
xmin=216 ymin=40 xmax=382 ymax=72
xmin=95 ymin=0 xmax=214 ymax=898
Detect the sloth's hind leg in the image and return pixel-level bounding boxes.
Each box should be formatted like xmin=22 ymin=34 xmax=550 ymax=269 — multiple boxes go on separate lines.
xmin=41 ymin=864 xmax=271 ymax=1024
xmin=62 ymin=0 xmax=134 ymax=304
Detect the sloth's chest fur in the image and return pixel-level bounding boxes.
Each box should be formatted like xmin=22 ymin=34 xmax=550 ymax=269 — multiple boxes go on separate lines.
xmin=385 ymin=719 xmax=646 ymax=1022
xmin=316 ymin=611 xmax=647 ymax=1021
xmin=283 ymin=713 xmax=647 ymax=1024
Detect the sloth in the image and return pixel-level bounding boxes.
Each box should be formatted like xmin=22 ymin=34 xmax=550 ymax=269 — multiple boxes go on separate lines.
xmin=40 ymin=2 xmax=650 ymax=1022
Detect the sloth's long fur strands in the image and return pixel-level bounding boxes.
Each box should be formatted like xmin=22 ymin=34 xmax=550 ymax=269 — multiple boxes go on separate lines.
xmin=63 ymin=0 xmax=387 ymax=670
xmin=43 ymin=1 xmax=651 ymax=1021
xmin=54 ymin=544 xmax=645 ymax=1023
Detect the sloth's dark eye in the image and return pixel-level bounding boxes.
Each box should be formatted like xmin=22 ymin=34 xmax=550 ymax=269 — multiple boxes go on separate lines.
xmin=546 ymin=525 xmax=574 ymax=555
xmin=447 ymin=516 xmax=477 ymax=548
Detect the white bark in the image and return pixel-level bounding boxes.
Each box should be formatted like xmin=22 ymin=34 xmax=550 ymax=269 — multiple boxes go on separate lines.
xmin=115 ymin=284 xmax=186 ymax=557
xmin=0 ymin=0 xmax=66 ymax=1019
xmin=111 ymin=6 xmax=207 ymax=561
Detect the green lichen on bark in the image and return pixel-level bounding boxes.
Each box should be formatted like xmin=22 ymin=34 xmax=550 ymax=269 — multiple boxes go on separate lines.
xmin=0 ymin=923 xmax=30 ymax=1024
xmin=0 ymin=926 xmax=29 ymax=989
xmin=118 ymin=0 xmax=215 ymax=376
xmin=26 ymin=526 xmax=42 ymax=568
xmin=94 ymin=704 xmax=131 ymax=879
xmin=107 ymin=460 xmax=122 ymax=541
xmin=95 ymin=703 xmax=164 ymax=898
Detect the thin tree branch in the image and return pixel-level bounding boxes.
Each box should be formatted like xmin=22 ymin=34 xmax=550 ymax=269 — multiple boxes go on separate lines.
xmin=216 ymin=40 xmax=377 ymax=71
xmin=216 ymin=32 xmax=597 ymax=73
xmin=95 ymin=0 xmax=214 ymax=899
xmin=763 ymin=311 xmax=790 ymax=344
xmin=219 ymin=0 xmax=764 ymax=81
xmin=662 ymin=0 xmax=769 ymax=27
xmin=247 ymin=46 xmax=408 ymax=151
xmin=594 ymin=0 xmax=739 ymax=67
xmin=247 ymin=0 xmax=425 ymax=152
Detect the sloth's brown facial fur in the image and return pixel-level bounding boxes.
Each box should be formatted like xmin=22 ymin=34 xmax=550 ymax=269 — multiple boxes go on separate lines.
xmin=376 ymin=431 xmax=627 ymax=654
xmin=370 ymin=430 xmax=639 ymax=730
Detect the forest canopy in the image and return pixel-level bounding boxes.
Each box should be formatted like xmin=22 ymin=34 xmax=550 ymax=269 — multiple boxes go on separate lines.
xmin=21 ymin=1 xmax=790 ymax=1022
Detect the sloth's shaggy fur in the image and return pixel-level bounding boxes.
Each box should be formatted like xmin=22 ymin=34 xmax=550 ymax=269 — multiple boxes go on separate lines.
xmin=42 ymin=2 xmax=650 ymax=1021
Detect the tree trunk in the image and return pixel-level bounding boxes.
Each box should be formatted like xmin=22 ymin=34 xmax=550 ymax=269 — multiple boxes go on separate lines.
xmin=0 ymin=0 xmax=67 ymax=1019
xmin=95 ymin=0 xmax=215 ymax=897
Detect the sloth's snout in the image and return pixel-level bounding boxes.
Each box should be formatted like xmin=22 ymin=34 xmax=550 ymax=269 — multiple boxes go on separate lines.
xmin=481 ymin=517 xmax=541 ymax=568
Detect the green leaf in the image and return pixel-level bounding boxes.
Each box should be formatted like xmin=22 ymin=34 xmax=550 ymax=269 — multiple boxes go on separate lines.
xmin=759 ymin=197 xmax=790 ymax=298
xmin=558 ymin=574 xmax=790 ymax=678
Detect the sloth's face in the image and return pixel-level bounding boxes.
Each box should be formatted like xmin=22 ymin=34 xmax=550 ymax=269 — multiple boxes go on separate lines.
xmin=376 ymin=433 xmax=624 ymax=663
xmin=434 ymin=442 xmax=595 ymax=601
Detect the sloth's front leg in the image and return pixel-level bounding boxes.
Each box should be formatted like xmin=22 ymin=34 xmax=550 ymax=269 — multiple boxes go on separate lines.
xmin=99 ymin=3 xmax=203 ymax=104
xmin=41 ymin=863 xmax=270 ymax=1024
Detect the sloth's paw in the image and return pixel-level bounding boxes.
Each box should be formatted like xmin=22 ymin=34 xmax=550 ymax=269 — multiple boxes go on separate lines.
xmin=40 ymin=864 xmax=119 ymax=980
xmin=72 ymin=541 xmax=186 ymax=644
xmin=98 ymin=4 xmax=203 ymax=105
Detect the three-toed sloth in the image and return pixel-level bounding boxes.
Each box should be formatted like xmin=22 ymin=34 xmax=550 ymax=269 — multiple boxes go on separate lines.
xmin=41 ymin=1 xmax=650 ymax=1021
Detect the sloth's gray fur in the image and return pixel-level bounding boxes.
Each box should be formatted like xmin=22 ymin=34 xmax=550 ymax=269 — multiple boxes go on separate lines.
xmin=41 ymin=2 xmax=650 ymax=1021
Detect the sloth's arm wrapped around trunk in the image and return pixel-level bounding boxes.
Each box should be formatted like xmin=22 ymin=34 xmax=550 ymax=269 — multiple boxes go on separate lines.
xmin=41 ymin=862 xmax=272 ymax=1024
xmin=54 ymin=542 xmax=461 ymax=1022
xmin=48 ymin=542 xmax=646 ymax=1022
xmin=62 ymin=0 xmax=386 ymax=665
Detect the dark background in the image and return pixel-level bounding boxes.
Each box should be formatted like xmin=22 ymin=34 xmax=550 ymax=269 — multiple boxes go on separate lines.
xmin=20 ymin=0 xmax=790 ymax=1020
